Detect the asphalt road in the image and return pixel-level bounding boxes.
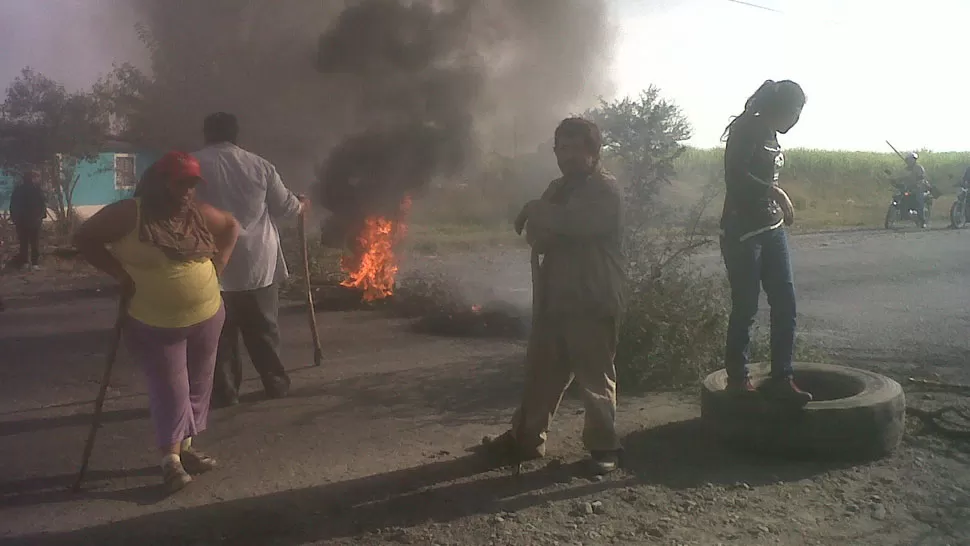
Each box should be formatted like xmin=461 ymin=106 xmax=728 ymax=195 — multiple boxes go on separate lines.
xmin=401 ymin=225 xmax=970 ymax=381
xmin=1 ymin=224 xmax=969 ymax=542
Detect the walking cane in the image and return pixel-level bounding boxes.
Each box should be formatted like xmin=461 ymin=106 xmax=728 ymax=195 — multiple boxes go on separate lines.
xmin=515 ymin=249 xmax=543 ymax=477
xmin=71 ymin=296 xmax=126 ymax=493
xmin=298 ymin=209 xmax=323 ymax=367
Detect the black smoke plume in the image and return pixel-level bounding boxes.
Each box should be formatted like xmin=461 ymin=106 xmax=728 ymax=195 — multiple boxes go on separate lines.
xmin=122 ymin=0 xmax=613 ymax=238
xmin=315 ymin=0 xmax=481 ymax=241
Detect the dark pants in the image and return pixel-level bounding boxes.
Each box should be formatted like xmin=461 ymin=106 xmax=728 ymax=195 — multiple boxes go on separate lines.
xmin=720 ymin=226 xmax=796 ymax=381
xmin=14 ymin=221 xmax=42 ymax=266
xmin=212 ymin=284 xmax=290 ymax=402
xmin=904 ymin=190 xmax=928 ymax=226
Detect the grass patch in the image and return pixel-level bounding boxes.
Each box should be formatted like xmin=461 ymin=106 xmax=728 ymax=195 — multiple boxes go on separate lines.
xmin=614 ymin=266 xmax=829 ymax=395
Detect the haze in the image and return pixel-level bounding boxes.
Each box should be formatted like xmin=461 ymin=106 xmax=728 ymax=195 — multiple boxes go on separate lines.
xmin=1 ymin=0 xmax=966 ymax=152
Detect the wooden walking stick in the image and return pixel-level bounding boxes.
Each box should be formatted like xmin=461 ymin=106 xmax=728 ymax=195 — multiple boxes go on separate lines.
xmin=514 ymin=248 xmax=543 ymax=478
xmin=298 ymin=209 xmax=323 ymax=367
xmin=72 ymin=297 xmax=126 ymax=493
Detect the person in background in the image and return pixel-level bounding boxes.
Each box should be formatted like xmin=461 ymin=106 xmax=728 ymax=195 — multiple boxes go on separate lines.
xmin=488 ymin=117 xmax=627 ymax=475
xmin=892 ymin=151 xmax=932 ymax=228
xmin=193 ymin=113 xmax=309 ymax=408
xmin=719 ymin=79 xmax=812 ymax=406
xmin=9 ymin=170 xmax=48 ymax=270
xmin=73 ymin=151 xmax=240 ymax=493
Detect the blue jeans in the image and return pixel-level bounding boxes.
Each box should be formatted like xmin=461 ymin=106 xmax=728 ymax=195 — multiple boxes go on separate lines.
xmin=720 ymin=225 xmax=796 ymax=381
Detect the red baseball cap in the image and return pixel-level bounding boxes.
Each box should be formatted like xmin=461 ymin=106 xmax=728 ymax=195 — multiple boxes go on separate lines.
xmin=155 ymin=151 xmax=205 ymax=183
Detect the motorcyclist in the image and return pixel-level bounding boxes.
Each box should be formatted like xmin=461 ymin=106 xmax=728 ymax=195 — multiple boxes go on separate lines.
xmin=891 ymin=151 xmax=932 ymax=228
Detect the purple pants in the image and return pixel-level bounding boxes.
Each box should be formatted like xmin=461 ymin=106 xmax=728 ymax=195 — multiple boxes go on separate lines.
xmin=124 ymin=304 xmax=226 ymax=449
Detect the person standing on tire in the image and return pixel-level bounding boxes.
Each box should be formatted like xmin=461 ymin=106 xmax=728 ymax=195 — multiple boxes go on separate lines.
xmin=488 ymin=117 xmax=627 ymax=475
xmin=720 ymin=80 xmax=812 ymax=406
xmin=9 ymin=170 xmax=48 ymax=270
xmin=193 ymin=113 xmax=310 ymax=407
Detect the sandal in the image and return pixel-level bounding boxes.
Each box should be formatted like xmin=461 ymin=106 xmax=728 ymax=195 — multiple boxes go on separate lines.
xmin=180 ymin=449 xmax=218 ymax=475
xmin=162 ymin=456 xmax=192 ymax=493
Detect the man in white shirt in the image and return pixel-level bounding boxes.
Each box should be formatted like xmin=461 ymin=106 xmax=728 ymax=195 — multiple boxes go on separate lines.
xmin=193 ymin=112 xmax=309 ymax=407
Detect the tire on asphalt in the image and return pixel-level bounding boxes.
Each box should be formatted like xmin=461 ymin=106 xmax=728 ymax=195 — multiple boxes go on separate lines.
xmin=951 ymin=201 xmax=967 ymax=229
xmin=700 ymin=362 xmax=906 ymax=462
xmin=884 ymin=205 xmax=897 ymax=230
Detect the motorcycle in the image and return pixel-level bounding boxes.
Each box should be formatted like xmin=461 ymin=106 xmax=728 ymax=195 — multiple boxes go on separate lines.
xmin=884 ymin=173 xmax=933 ymax=230
xmin=950 ymin=180 xmax=970 ymax=229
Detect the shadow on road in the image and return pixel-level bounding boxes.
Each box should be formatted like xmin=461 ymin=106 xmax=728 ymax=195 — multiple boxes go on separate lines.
xmin=11 ymin=452 xmax=619 ymax=546
xmin=12 ymin=417 xmax=847 ymax=546
xmin=622 ymin=418 xmax=851 ymax=489
xmin=0 ymin=467 xmax=163 ymax=509
xmin=0 ymin=406 xmax=148 ymax=438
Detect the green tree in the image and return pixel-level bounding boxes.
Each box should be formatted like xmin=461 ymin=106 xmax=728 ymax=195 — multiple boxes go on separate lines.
xmin=0 ymin=68 xmax=111 ymax=233
xmin=585 ymin=87 xmax=699 ymax=276
xmin=586 ymin=88 xmax=729 ymax=392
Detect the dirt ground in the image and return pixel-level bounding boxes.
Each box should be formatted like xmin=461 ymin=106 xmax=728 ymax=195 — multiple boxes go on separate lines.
xmin=2 ymin=238 xmax=970 ymax=545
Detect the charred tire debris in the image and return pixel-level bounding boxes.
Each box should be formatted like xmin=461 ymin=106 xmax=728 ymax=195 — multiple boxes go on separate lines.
xmin=701 ymin=362 xmax=906 ymax=462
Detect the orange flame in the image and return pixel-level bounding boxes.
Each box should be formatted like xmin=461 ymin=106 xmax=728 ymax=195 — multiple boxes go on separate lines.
xmin=340 ymin=198 xmax=411 ymax=302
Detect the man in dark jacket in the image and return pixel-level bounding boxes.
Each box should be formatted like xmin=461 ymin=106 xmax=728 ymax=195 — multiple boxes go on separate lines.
xmin=9 ymin=170 xmax=47 ymax=270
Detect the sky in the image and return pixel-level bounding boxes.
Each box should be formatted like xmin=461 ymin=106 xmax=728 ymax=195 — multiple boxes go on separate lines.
xmin=0 ymin=0 xmax=968 ymax=152
xmin=612 ymin=0 xmax=970 ymax=151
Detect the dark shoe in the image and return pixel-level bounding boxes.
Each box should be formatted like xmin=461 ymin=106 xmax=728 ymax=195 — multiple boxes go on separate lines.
xmin=725 ymin=377 xmax=756 ymax=396
xmin=265 ymin=376 xmax=291 ymax=399
xmin=759 ymin=376 xmax=813 ymax=407
xmin=480 ymin=431 xmax=544 ymax=466
xmin=180 ymin=449 xmax=218 ymax=475
xmin=590 ymin=449 xmax=622 ymax=475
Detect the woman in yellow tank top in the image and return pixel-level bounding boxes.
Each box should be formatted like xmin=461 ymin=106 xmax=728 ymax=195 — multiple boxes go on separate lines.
xmin=73 ymin=151 xmax=239 ymax=494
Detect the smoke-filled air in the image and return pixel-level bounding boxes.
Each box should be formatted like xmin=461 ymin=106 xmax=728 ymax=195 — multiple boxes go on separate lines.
xmin=123 ymin=0 xmax=613 ymax=231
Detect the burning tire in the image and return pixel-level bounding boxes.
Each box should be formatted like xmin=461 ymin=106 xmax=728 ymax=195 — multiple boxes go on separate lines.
xmin=700 ymin=362 xmax=905 ymax=461
xmin=410 ymin=301 xmax=530 ymax=339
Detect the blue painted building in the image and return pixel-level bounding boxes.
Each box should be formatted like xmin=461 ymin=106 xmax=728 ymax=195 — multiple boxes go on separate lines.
xmin=0 ymin=141 xmax=161 ymax=217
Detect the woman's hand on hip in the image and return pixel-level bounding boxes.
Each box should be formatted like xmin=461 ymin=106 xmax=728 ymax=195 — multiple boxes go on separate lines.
xmin=771 ymin=185 xmax=795 ymax=226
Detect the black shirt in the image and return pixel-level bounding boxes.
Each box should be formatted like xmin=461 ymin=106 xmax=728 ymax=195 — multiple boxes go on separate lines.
xmin=9 ymin=183 xmax=47 ymax=225
xmin=721 ymin=114 xmax=784 ymax=241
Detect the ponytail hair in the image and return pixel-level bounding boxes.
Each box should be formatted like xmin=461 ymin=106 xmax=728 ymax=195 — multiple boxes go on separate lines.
xmin=721 ymin=79 xmax=805 ymax=141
